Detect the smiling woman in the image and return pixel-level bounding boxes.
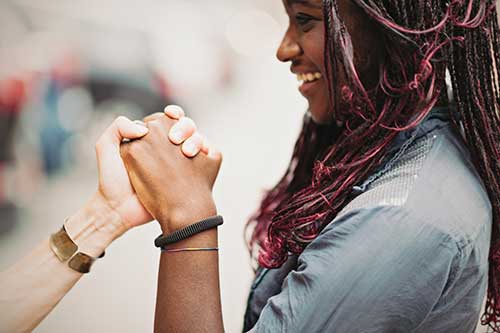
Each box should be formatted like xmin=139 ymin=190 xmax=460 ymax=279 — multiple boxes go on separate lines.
xmin=276 ymin=0 xmax=382 ymax=124
xmin=1 ymin=0 xmax=500 ymax=332
xmin=245 ymin=0 xmax=500 ymax=332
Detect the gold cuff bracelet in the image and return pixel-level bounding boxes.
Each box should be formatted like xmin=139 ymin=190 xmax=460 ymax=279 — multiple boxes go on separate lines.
xmin=49 ymin=225 xmax=104 ymax=274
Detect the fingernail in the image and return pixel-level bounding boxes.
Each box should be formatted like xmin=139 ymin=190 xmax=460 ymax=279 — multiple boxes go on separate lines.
xmin=164 ymin=105 xmax=183 ymax=119
xmin=136 ymin=126 xmax=149 ymax=135
xmin=170 ymin=129 xmax=183 ymax=143
xmin=133 ymin=121 xmax=148 ymax=135
xmin=184 ymin=142 xmax=196 ymax=156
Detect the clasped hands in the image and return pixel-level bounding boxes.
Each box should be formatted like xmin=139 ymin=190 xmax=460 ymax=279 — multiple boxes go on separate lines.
xmin=91 ymin=105 xmax=222 ymax=245
xmin=0 ymin=105 xmax=223 ymax=333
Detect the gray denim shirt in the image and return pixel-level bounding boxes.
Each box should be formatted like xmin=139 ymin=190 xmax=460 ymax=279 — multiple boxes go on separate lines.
xmin=243 ymin=108 xmax=492 ymax=332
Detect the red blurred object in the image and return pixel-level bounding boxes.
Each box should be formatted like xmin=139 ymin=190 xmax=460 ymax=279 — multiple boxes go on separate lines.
xmin=0 ymin=78 xmax=26 ymax=114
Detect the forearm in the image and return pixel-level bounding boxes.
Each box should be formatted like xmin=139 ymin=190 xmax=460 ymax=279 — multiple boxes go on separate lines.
xmin=0 ymin=193 xmax=123 ymax=332
xmin=154 ymin=207 xmax=224 ymax=333
xmin=0 ymin=239 xmax=83 ymax=332
xmin=119 ymin=108 xmax=225 ymax=332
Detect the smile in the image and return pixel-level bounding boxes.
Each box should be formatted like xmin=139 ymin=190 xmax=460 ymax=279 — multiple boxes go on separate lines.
xmin=296 ymin=72 xmax=322 ymax=84
xmin=296 ymin=72 xmax=322 ymax=96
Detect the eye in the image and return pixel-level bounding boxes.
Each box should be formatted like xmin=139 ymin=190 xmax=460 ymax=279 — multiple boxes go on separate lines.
xmin=295 ymin=13 xmax=318 ymax=30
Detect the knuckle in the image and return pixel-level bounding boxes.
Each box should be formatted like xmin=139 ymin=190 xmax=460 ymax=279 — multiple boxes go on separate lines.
xmin=147 ymin=120 xmax=171 ymax=142
xmin=163 ymin=115 xmax=177 ymax=127
xmin=148 ymin=119 xmax=163 ymax=132
xmin=143 ymin=112 xmax=164 ymax=123
xmin=157 ymin=116 xmax=177 ymax=133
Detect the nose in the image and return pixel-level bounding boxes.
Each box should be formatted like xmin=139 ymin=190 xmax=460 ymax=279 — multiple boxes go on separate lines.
xmin=276 ymin=27 xmax=301 ymax=63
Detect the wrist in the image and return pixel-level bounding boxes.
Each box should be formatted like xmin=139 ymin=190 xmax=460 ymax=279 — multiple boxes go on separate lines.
xmin=159 ymin=198 xmax=217 ymax=235
xmin=64 ymin=192 xmax=125 ymax=257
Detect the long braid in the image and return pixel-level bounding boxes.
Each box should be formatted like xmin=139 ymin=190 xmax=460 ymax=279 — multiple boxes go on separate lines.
xmin=247 ymin=1 xmax=500 ymax=329
xmin=446 ymin=2 xmax=500 ymax=330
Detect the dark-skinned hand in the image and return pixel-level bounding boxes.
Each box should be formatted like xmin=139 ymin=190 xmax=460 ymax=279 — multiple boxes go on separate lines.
xmin=120 ymin=112 xmax=222 ymax=234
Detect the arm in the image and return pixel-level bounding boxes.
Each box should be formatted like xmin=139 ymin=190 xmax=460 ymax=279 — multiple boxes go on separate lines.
xmin=120 ymin=114 xmax=224 ymax=333
xmin=0 ymin=194 xmax=123 ymax=332
xmin=0 ymin=109 xmax=203 ymax=332
xmin=154 ymin=215 xmax=224 ymax=333
xmin=0 ymin=116 xmax=149 ymax=332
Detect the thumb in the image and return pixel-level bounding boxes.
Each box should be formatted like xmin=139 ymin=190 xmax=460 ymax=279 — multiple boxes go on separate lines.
xmin=207 ymin=147 xmax=223 ymax=163
xmin=205 ymin=146 xmax=223 ymax=187
xmin=96 ymin=116 xmax=149 ymax=155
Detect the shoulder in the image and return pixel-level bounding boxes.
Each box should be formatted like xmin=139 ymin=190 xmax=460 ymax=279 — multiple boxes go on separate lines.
xmin=308 ymin=205 xmax=459 ymax=264
xmin=337 ymin=124 xmax=491 ymax=251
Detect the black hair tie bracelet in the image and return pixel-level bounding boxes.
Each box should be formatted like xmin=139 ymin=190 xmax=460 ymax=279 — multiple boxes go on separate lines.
xmin=154 ymin=215 xmax=224 ymax=249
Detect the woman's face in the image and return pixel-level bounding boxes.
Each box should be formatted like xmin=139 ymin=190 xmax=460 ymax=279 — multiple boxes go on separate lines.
xmin=277 ymin=0 xmax=382 ymax=124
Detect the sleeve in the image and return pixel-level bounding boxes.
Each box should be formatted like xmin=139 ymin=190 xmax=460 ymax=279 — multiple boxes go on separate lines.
xmin=248 ymin=205 xmax=460 ymax=333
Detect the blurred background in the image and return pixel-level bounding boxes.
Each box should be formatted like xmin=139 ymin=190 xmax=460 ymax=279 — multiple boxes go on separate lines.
xmin=0 ymin=0 xmax=307 ymax=332
xmin=0 ymin=1 xmax=495 ymax=332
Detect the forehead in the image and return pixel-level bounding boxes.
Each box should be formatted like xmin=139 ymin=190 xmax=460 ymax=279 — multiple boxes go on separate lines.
xmin=284 ymin=0 xmax=322 ymax=9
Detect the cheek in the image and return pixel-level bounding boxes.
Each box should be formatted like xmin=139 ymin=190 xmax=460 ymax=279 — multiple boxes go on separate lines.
xmin=302 ymin=29 xmax=326 ymax=72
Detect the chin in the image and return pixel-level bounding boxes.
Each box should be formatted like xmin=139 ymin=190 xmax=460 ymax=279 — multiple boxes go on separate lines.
xmin=309 ymin=106 xmax=332 ymax=125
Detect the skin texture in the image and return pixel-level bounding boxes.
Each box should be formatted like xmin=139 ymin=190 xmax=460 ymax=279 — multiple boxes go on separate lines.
xmin=277 ymin=0 xmax=383 ymax=124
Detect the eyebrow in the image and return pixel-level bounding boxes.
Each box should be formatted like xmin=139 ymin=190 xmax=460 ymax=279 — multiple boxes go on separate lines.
xmin=286 ymin=0 xmax=322 ymax=9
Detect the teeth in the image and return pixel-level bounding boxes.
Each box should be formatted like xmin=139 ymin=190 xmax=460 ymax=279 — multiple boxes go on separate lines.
xmin=296 ymin=72 xmax=322 ymax=83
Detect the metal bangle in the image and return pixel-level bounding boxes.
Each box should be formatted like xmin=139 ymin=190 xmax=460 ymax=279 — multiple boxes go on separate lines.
xmin=49 ymin=224 xmax=105 ymax=274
